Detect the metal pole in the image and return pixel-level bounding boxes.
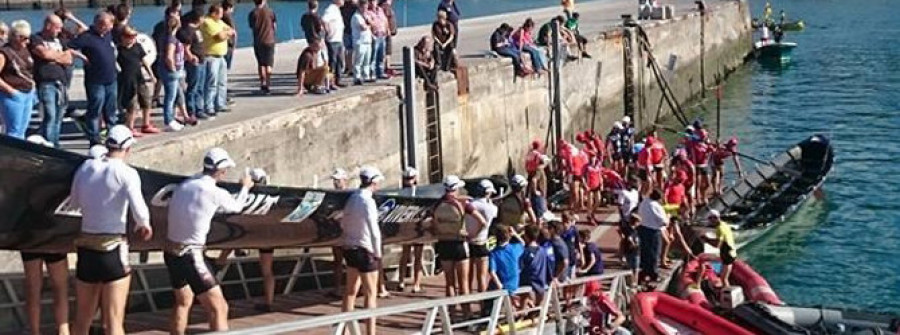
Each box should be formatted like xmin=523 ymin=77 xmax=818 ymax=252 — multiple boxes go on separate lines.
xmin=402 ymin=46 xmax=418 ymax=169
xmin=551 ymin=21 xmax=563 ymax=144
xmin=716 ymin=75 xmax=722 ymax=143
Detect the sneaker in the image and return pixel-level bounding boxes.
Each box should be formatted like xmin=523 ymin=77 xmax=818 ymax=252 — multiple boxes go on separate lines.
xmin=227 ymin=97 xmax=236 ymax=106
xmin=353 ymin=79 xmax=363 ymax=86
xmin=141 ymin=125 xmax=161 ymax=134
xmin=216 ymin=108 xmax=231 ymax=114
xmin=196 ymin=112 xmax=215 ymax=120
xmin=165 ymin=121 xmax=184 ymax=132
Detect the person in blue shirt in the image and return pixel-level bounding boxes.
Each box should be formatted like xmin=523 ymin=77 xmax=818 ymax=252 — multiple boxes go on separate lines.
xmin=519 ymin=225 xmax=554 ymax=310
xmin=488 ymin=224 xmax=524 ymax=296
xmin=578 ymin=229 xmax=605 ymax=276
xmin=68 ymin=12 xmax=117 ymax=146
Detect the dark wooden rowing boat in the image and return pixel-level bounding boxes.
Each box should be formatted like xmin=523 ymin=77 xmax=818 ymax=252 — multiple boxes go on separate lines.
xmin=0 ymin=136 xmax=507 ymax=252
xmin=695 ymin=135 xmax=834 ymax=248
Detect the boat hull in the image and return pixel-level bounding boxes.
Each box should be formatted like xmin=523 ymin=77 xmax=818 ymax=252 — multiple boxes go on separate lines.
xmin=754 ymin=42 xmax=797 ymax=65
xmin=631 ymin=292 xmax=755 ymax=335
xmin=696 ymin=135 xmax=834 ymax=249
xmin=0 ymin=136 xmax=503 ymax=252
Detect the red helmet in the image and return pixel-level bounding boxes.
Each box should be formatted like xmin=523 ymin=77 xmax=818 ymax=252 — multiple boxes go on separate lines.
xmin=531 ymin=139 xmax=542 ymax=150
xmin=726 ymin=137 xmax=739 ymax=147
xmin=575 ymin=132 xmax=587 ymax=143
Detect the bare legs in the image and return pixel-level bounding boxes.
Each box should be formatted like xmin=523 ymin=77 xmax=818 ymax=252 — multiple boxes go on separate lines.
xmin=398 ymin=244 xmax=424 ymax=292
xmin=260 ymin=252 xmax=275 ymax=307
xmin=171 ymin=286 xmax=229 ymax=334
xmin=470 ymin=256 xmax=489 ymax=294
xmin=73 ymin=275 xmax=129 ymax=335
xmin=343 ymin=267 xmax=379 ymax=335
xmin=23 ymin=258 xmax=70 ymax=335
xmin=442 ymin=259 xmax=472 ymax=318
xmin=332 ymin=247 xmax=344 ymax=296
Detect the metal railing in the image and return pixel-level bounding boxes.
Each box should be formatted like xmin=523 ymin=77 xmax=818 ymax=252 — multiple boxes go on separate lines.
xmin=216 ymin=270 xmax=633 ymax=335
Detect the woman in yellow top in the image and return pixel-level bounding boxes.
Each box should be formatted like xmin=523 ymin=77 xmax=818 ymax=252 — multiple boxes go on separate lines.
xmin=707 ymin=210 xmax=737 ymax=287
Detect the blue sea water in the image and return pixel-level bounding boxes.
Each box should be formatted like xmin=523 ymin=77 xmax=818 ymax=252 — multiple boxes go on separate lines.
xmin=685 ymin=0 xmax=900 ymax=313
xmin=0 ymin=0 xmax=579 ymax=47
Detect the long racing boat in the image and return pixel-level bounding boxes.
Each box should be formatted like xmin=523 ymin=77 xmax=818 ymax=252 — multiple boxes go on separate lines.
xmin=694 ymin=135 xmax=834 ymax=248
xmin=0 ymin=136 xmax=510 ymax=253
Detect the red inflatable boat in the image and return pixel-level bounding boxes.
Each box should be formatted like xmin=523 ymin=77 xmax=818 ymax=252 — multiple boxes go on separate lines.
xmin=678 ymin=257 xmax=722 ymax=309
xmin=631 ymin=292 xmax=755 ymax=335
xmin=677 ymin=254 xmax=784 ymax=307
xmin=731 ymin=259 xmax=784 ymax=305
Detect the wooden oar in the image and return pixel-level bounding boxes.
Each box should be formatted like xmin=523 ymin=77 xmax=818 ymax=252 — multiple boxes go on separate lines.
xmin=734 ymin=151 xmax=803 ymax=177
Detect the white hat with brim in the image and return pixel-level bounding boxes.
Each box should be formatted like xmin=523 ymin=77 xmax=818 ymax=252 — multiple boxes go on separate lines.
xmin=88 ymin=145 xmax=109 ymax=159
xmin=331 ymin=168 xmax=349 ymax=180
xmin=106 ymin=125 xmax=136 ymax=150
xmin=359 ymin=166 xmax=385 ymax=183
xmin=443 ymin=175 xmax=465 ymax=191
xmin=511 ymin=174 xmax=528 ymax=188
xmin=250 ymin=168 xmax=268 ymax=183
xmin=708 ymin=210 xmax=721 ymax=218
xmin=479 ymin=179 xmax=497 ymax=195
xmin=203 ymin=147 xmax=236 ymax=171
xmin=403 ymin=167 xmax=419 ymax=179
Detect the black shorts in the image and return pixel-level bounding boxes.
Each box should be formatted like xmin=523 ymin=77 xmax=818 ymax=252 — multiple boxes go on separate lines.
xmin=721 ymin=245 xmax=737 ymax=265
xmin=21 ymin=252 xmax=66 ymax=264
xmin=253 ymin=43 xmax=275 ymax=67
xmin=343 ymin=247 xmax=380 ymax=273
xmin=637 ymin=169 xmax=649 ymax=181
xmin=697 ymin=164 xmax=710 ymax=176
xmin=435 ymin=240 xmax=469 ymax=261
xmin=164 ymin=248 xmax=219 ymax=294
xmin=469 ymin=243 xmax=489 ymax=258
xmin=76 ymin=245 xmax=130 ymax=283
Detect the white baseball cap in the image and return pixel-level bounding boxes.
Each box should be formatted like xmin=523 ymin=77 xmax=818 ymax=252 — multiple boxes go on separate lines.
xmin=613 ymin=121 xmax=623 ymax=129
xmin=403 ymin=166 xmax=419 ymax=179
xmin=105 ymin=125 xmax=136 ymax=150
xmin=511 ymin=174 xmax=528 ymax=188
xmin=622 ymin=116 xmax=632 ymax=124
xmin=359 ymin=166 xmax=384 ymax=183
xmin=331 ymin=168 xmax=349 ymax=180
xmin=249 ymin=168 xmax=268 ymax=183
xmin=708 ymin=209 xmax=721 ymax=218
xmin=479 ymin=179 xmax=497 ymax=195
xmin=539 ymin=154 xmax=551 ymax=165
xmin=203 ymin=147 xmax=236 ymax=170
xmin=88 ymin=144 xmax=109 ymax=159
xmin=443 ymin=175 xmax=465 ymax=191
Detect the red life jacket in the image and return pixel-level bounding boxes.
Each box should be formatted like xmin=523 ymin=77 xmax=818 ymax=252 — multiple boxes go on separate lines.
xmin=585 ymin=164 xmax=602 ymax=190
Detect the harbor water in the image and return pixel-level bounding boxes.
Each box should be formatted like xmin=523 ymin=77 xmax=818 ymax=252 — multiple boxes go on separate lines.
xmin=685 ymin=0 xmax=900 ymax=313
xmin=0 ymin=0 xmax=586 ymax=47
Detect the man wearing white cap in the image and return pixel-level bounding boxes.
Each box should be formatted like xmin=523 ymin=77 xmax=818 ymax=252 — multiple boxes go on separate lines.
xmin=70 ymin=125 xmax=153 ymax=335
xmin=328 ymin=167 xmax=350 ymax=298
xmin=466 ymin=179 xmax=498 ymax=295
xmin=432 ymin=175 xmax=488 ymax=320
xmin=398 ymin=166 xmax=424 ymax=293
xmin=164 ymin=147 xmax=254 ymax=333
xmin=341 ymin=166 xmax=384 ymax=335
xmin=704 ymin=210 xmax=736 ymax=287
xmin=499 ymin=174 xmax=537 ymax=228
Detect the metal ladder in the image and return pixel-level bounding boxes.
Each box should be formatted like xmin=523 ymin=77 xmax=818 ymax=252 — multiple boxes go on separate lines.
xmin=424 ymin=89 xmax=444 ymax=184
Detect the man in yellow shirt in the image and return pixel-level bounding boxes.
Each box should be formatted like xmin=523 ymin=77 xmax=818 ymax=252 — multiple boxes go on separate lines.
xmin=200 ymin=4 xmax=234 ymax=116
xmin=706 ymin=210 xmax=737 ymax=287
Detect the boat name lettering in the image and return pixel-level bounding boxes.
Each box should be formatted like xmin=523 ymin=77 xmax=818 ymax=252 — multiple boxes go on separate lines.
xmin=379 ymin=204 xmax=426 ymax=223
xmin=150 ymin=183 xmax=280 ymax=215
xmin=53 ymin=196 xmax=82 ymax=217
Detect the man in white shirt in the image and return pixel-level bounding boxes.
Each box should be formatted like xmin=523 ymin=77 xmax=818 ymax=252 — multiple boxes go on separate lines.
xmin=351 ymin=0 xmax=373 ymax=84
xmin=341 ymin=166 xmax=383 ymax=335
xmin=617 ymin=179 xmax=640 ymax=222
xmin=322 ymin=0 xmax=347 ymax=86
xmin=70 ymin=125 xmax=153 ymax=335
xmin=466 ymin=179 xmax=499 ymax=294
xmin=636 ymin=188 xmax=668 ymax=284
xmin=165 ymin=147 xmax=253 ymax=334
xmin=329 ymin=167 xmax=349 ymax=298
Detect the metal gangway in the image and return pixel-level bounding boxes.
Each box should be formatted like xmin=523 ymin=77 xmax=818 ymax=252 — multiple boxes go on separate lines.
xmin=217 ymin=271 xmax=633 ymax=335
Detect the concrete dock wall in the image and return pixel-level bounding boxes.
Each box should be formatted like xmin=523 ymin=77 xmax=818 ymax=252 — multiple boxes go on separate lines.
xmin=130 ymin=0 xmax=752 ymax=186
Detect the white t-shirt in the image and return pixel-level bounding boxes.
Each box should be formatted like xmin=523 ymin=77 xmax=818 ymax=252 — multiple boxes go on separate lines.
xmin=71 ymin=158 xmax=151 ymax=235
xmin=466 ymin=198 xmax=498 ymax=243
xmin=617 ymin=188 xmax=640 ymax=220
xmin=322 ymin=4 xmax=345 ymax=43
xmin=341 ymin=188 xmax=382 ymax=257
xmin=166 ymin=175 xmax=249 ymax=245
xmin=637 ymin=198 xmax=668 ymax=230
xmin=351 ymin=12 xmax=373 ymax=44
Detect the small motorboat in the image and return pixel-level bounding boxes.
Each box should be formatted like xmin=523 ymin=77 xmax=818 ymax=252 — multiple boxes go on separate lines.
xmin=754 ymin=40 xmax=798 ymax=65
xmin=631 ymin=292 xmax=755 ymax=335
xmin=695 ymin=135 xmax=834 ymax=248
xmin=733 ymin=303 xmax=900 ymax=335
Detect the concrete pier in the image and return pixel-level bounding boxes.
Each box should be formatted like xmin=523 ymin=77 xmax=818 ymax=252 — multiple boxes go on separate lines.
xmin=82 ymin=0 xmax=751 ymax=188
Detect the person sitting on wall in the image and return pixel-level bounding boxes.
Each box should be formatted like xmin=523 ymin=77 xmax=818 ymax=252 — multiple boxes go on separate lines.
xmin=563 ymin=12 xmax=591 ymax=58
xmin=490 ymin=23 xmax=529 ymax=77
xmin=296 ymin=37 xmax=334 ymax=96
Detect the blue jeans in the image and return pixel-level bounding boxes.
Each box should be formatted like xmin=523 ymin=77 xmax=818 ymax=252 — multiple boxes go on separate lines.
xmin=185 ymin=60 xmax=206 ymax=116
xmin=494 ymin=46 xmax=524 ymax=74
xmin=38 ymin=82 xmax=66 ymax=147
xmin=327 ymin=41 xmax=345 ymax=83
xmin=162 ymin=69 xmax=184 ymax=125
xmin=84 ymin=82 xmax=118 ymax=145
xmin=353 ymin=41 xmax=373 ymax=81
xmin=637 ymin=226 xmax=661 ymax=280
xmin=523 ymin=45 xmax=547 ymax=71
xmin=371 ymin=36 xmax=386 ymax=78
xmin=204 ymin=56 xmax=227 ymax=113
xmin=0 ymin=89 xmax=35 ymax=139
